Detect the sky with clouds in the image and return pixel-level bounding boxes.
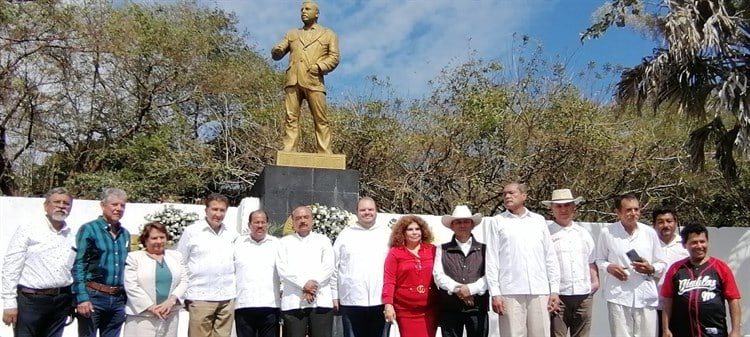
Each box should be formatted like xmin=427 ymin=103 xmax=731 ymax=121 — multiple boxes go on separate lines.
xmin=213 ymin=0 xmax=659 ymax=102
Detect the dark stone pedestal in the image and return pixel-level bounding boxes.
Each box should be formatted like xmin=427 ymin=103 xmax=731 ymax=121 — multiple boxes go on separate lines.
xmin=249 ymin=165 xmax=360 ymax=226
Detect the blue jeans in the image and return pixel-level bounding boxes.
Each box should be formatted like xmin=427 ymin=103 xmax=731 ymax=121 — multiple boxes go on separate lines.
xmin=15 ymin=290 xmax=73 ymax=337
xmin=76 ymin=290 xmax=126 ymax=337
xmin=341 ymin=305 xmax=390 ymax=337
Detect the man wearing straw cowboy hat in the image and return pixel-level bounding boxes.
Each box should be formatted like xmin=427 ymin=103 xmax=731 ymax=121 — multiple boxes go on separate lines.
xmin=544 ymin=189 xmax=599 ymax=337
xmin=433 ymin=205 xmax=489 ymax=337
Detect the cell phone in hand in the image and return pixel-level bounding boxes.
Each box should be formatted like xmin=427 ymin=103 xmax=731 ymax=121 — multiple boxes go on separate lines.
xmin=626 ymin=249 xmax=644 ymax=262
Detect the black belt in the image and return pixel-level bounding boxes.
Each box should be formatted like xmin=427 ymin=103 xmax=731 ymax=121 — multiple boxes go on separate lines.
xmin=18 ymin=285 xmax=71 ymax=296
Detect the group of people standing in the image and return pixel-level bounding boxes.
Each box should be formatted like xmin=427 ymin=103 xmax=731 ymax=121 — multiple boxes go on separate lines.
xmin=0 ymin=183 xmax=743 ymax=337
xmin=0 ymin=188 xmax=243 ymax=337
xmin=476 ymin=183 xmax=741 ymax=337
xmin=489 ymin=183 xmax=742 ymax=337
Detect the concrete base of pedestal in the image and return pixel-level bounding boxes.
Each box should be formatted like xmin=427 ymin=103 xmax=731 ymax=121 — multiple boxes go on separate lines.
xmin=249 ymin=165 xmax=359 ymax=226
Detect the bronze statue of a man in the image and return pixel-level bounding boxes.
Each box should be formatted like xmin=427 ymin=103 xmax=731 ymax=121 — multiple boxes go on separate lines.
xmin=272 ymin=0 xmax=340 ymax=154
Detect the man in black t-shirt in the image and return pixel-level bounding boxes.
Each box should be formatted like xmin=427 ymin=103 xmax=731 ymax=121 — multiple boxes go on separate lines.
xmin=660 ymin=224 xmax=741 ymax=337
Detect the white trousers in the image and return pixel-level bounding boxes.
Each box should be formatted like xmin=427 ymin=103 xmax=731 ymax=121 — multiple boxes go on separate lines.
xmin=606 ymin=302 xmax=657 ymax=337
xmin=498 ymin=294 xmax=550 ymax=337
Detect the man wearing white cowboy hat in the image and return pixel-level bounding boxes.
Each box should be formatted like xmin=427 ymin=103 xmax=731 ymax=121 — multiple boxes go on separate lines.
xmin=485 ymin=182 xmax=561 ymax=337
xmin=544 ymin=189 xmax=599 ymax=337
xmin=432 ymin=205 xmax=489 ymax=337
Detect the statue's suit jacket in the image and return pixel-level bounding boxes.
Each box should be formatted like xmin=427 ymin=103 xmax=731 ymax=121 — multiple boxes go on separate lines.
xmin=272 ymin=23 xmax=339 ymax=93
xmin=124 ymin=249 xmax=187 ymax=317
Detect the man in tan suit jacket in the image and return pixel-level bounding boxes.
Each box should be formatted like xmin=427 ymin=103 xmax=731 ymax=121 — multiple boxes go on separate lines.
xmin=272 ymin=0 xmax=339 ymax=154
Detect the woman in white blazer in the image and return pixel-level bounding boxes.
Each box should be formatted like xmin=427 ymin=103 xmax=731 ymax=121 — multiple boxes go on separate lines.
xmin=124 ymin=222 xmax=188 ymax=337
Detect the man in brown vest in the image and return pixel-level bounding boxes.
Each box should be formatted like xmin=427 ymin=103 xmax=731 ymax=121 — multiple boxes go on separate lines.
xmin=432 ymin=205 xmax=489 ymax=337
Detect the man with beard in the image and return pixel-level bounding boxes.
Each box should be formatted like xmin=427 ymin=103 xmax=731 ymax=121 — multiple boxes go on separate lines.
xmin=178 ymin=193 xmax=239 ymax=337
xmin=234 ymin=209 xmax=281 ymax=337
xmin=651 ymin=208 xmax=688 ymax=337
xmin=73 ymin=188 xmax=131 ymax=337
xmin=276 ymin=206 xmax=335 ymax=337
xmin=2 ymin=188 xmax=76 ymax=337
xmin=661 ymin=224 xmax=741 ymax=337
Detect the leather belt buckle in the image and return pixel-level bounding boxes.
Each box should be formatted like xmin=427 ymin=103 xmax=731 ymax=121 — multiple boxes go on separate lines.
xmin=85 ymin=281 xmax=123 ymax=295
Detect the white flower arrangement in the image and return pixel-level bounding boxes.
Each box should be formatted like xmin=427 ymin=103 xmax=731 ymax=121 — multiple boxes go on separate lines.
xmin=144 ymin=205 xmax=200 ymax=247
xmin=311 ymin=203 xmax=355 ymax=242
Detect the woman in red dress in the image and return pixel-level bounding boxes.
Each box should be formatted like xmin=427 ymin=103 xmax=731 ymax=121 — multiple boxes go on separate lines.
xmin=382 ymin=215 xmax=439 ymax=337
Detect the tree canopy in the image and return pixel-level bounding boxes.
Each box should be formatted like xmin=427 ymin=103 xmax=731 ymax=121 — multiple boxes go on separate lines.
xmin=1 ymin=0 xmax=749 ymax=227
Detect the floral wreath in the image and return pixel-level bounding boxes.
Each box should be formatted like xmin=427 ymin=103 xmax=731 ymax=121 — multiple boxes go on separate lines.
xmin=282 ymin=203 xmax=355 ymax=242
xmin=141 ymin=205 xmax=200 ymax=247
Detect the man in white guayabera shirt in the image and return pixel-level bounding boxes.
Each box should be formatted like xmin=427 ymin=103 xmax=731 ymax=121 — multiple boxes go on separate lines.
xmin=595 ymin=193 xmax=666 ymax=337
xmin=276 ymin=206 xmax=335 ymax=337
xmin=331 ymin=197 xmax=391 ymax=337
xmin=485 ymin=182 xmax=561 ymax=337
xmin=650 ymin=207 xmax=687 ymax=337
xmin=177 ymin=193 xmax=239 ymax=337
xmin=234 ymin=209 xmax=281 ymax=337
xmin=2 ymin=187 xmax=76 ymax=337
xmin=544 ymin=189 xmax=599 ymax=337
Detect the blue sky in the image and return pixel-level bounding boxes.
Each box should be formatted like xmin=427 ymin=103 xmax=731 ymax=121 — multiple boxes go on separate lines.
xmin=216 ymin=0 xmax=660 ymax=102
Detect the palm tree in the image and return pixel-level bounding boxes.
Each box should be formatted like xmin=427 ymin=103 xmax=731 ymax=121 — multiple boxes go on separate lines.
xmin=584 ymin=0 xmax=750 ymax=180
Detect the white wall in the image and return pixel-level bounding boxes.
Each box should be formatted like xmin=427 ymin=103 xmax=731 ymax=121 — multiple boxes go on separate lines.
xmin=2 ymin=198 xmax=750 ymax=336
